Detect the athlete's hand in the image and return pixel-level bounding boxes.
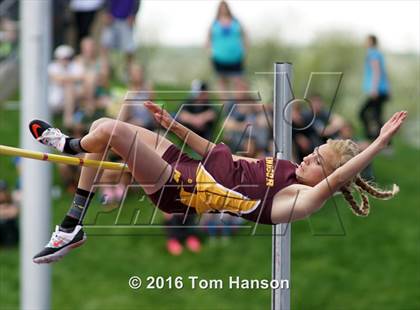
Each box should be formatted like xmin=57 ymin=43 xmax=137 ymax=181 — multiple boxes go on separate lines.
xmin=144 ymin=101 xmax=177 ymax=131
xmin=377 ymin=111 xmax=408 ymax=148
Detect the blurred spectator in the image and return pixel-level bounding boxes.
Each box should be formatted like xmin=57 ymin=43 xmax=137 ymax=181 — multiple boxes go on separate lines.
xmin=252 ymin=102 xmax=272 ymax=157
xmin=164 ymin=214 xmax=201 ymax=256
xmin=0 ymin=16 xmax=17 ymax=60
xmin=11 ymin=157 xmax=21 ymax=205
xmin=99 ymin=169 xmax=131 ymax=206
xmin=302 ymin=94 xmax=346 ymax=142
xmin=0 ymin=0 xmax=19 ymax=45
xmin=292 ymin=95 xmax=348 ymax=162
xmin=291 ymin=103 xmax=321 ymax=162
xmin=0 ymin=0 xmax=18 ymax=21
xmin=100 ymin=0 xmax=140 ymax=71
xmin=200 ymin=213 xmax=244 ymax=246
xmin=0 ymin=12 xmax=18 ymax=60
xmin=70 ymin=0 xmax=105 ymax=51
xmin=72 ymin=37 xmax=110 ymax=128
xmin=223 ymin=81 xmax=269 ymax=157
xmin=48 ymin=45 xmax=84 ymax=128
xmin=177 ymin=80 xmax=217 ymax=141
xmin=0 ymin=180 xmax=19 ymax=247
xmin=52 ymin=0 xmax=72 ymax=50
xmin=57 ymin=163 xmax=80 ymax=194
xmin=338 ymin=121 xmax=370 ymax=151
xmin=206 ymin=0 xmax=248 ymax=97
xmin=120 ymin=63 xmax=155 ymax=129
xmin=359 ymin=34 xmax=390 ymax=140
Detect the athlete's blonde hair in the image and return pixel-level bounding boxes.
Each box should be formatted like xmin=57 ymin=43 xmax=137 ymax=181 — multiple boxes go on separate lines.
xmin=326 ymin=139 xmax=399 ymax=216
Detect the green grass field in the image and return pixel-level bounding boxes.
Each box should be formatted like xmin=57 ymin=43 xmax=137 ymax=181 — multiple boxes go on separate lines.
xmin=1 ymin=100 xmax=419 ymax=310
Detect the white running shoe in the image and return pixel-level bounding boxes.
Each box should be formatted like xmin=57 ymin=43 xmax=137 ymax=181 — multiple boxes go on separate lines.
xmin=32 ymin=225 xmax=86 ymax=264
xmin=29 ymin=119 xmax=68 ymax=153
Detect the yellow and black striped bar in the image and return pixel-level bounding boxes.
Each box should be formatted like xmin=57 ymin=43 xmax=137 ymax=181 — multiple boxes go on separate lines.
xmin=0 ymin=144 xmax=128 ymax=171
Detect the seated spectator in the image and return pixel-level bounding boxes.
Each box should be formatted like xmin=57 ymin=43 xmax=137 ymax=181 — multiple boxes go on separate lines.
xmin=72 ymin=37 xmax=110 ymax=129
xmin=177 ymin=80 xmax=217 ymax=142
xmin=48 ymin=45 xmax=84 ymax=128
xmin=302 ymin=94 xmax=346 ymax=142
xmin=0 ymin=180 xmax=19 ymax=247
xmin=120 ymin=63 xmax=155 ymax=130
xmin=11 ymin=157 xmax=22 ymax=206
xmin=0 ymin=17 xmax=17 ymax=60
xmin=253 ymin=102 xmax=272 ymax=157
xmin=292 ymin=102 xmax=322 ymax=162
xmin=223 ymin=81 xmax=269 ymax=157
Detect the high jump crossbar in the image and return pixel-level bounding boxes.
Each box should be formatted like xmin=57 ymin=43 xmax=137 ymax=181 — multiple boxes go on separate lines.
xmin=0 ymin=145 xmax=129 ymax=171
xmin=272 ymin=62 xmax=292 ymax=310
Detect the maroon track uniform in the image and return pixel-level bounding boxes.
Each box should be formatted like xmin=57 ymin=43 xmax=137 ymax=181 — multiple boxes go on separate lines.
xmin=149 ymin=143 xmax=298 ymax=225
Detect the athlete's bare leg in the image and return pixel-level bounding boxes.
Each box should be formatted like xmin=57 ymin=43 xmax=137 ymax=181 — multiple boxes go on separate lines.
xmin=77 ymin=118 xmax=174 ymax=195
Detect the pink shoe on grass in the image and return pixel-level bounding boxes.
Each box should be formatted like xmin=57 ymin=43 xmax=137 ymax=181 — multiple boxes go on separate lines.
xmin=186 ymin=236 xmax=201 ymax=253
xmin=167 ymin=238 xmax=183 ymax=256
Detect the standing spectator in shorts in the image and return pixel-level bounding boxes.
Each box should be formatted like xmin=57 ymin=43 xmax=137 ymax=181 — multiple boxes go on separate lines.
xmin=206 ymin=1 xmax=248 ymax=97
xmin=70 ymin=0 xmax=105 ymax=51
xmin=101 ymin=0 xmax=140 ymax=71
xmin=359 ymin=34 xmax=390 ymax=140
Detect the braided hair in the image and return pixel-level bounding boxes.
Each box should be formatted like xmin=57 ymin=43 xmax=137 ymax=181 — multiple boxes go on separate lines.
xmin=326 ymin=139 xmax=399 ymax=217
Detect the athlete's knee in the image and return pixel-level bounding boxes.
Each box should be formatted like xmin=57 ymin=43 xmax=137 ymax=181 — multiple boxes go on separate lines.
xmin=96 ymin=119 xmax=132 ymax=143
xmin=90 ymin=117 xmax=114 ymax=132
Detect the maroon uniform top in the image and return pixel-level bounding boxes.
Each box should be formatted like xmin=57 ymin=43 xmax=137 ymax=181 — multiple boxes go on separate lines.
xmin=149 ymin=143 xmax=298 ymax=225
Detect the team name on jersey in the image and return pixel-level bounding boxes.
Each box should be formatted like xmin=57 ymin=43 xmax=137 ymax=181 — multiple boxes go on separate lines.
xmin=265 ymin=157 xmax=274 ymax=187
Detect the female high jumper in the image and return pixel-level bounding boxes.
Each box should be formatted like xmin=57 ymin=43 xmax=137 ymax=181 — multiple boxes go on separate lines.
xmin=28 ymin=102 xmax=407 ymax=263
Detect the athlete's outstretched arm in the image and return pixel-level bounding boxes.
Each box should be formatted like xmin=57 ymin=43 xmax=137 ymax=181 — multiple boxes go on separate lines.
xmin=272 ymin=111 xmax=407 ymax=223
xmin=144 ymin=101 xmax=215 ymax=157
xmin=313 ymin=111 xmax=407 ymax=201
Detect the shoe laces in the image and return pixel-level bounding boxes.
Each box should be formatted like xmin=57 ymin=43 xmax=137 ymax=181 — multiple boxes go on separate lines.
xmin=47 ymin=229 xmax=66 ymax=247
xmin=51 ymin=231 xmax=63 ymax=242
xmin=37 ymin=128 xmax=64 ymax=146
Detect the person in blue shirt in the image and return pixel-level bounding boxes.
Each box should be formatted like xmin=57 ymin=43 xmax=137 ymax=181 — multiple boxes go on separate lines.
xmin=206 ymin=1 xmax=248 ymax=98
xmin=359 ymin=34 xmax=391 ymax=140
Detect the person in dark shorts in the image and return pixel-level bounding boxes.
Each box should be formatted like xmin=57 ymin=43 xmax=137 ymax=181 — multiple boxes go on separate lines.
xmin=28 ymin=102 xmax=406 ymax=263
xmin=206 ymin=1 xmax=248 ymax=97
xmin=359 ymin=34 xmax=391 ymax=140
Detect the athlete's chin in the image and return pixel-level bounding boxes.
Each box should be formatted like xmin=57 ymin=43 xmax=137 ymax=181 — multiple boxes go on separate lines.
xmin=295 ymin=172 xmax=306 ymax=185
xmin=296 ymin=172 xmax=318 ymax=187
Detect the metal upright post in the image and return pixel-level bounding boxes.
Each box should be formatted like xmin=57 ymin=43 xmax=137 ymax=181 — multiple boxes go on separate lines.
xmin=272 ymin=62 xmax=293 ymax=310
xmin=20 ymin=0 xmax=51 ymax=309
